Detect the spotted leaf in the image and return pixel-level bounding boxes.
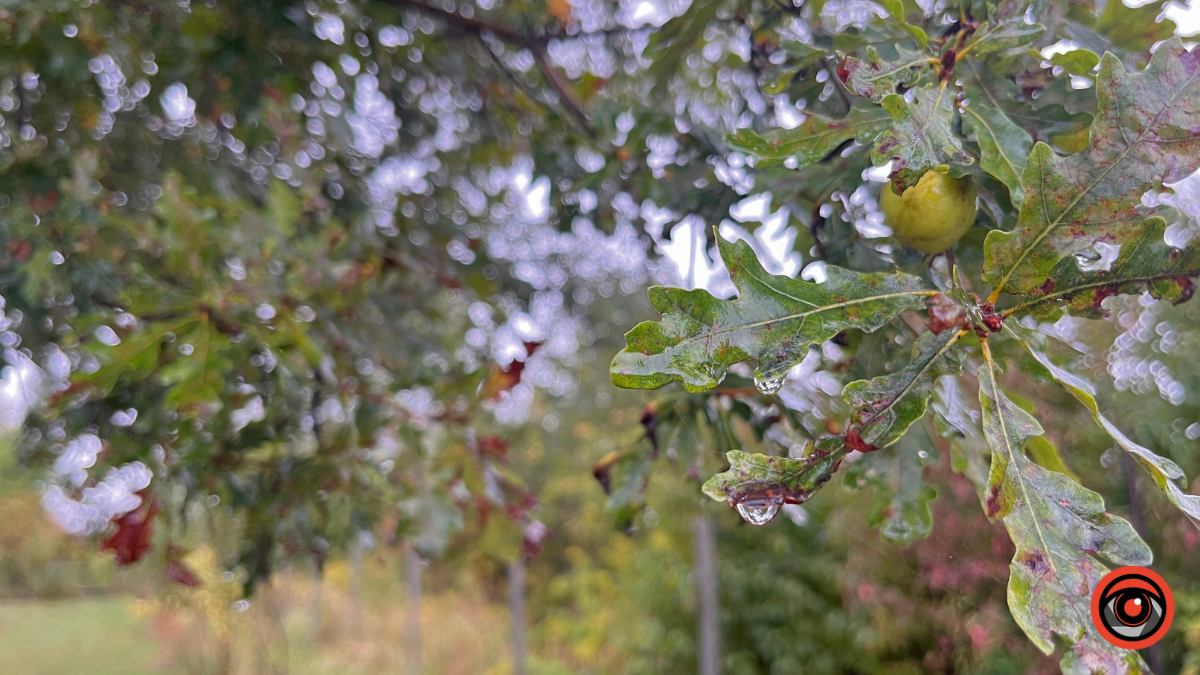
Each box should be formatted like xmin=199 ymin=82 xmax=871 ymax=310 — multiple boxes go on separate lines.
xmin=978 ymin=347 xmax=1151 ymax=674
xmin=984 ymin=40 xmax=1200 ymax=298
xmin=610 ymin=235 xmax=930 ymax=391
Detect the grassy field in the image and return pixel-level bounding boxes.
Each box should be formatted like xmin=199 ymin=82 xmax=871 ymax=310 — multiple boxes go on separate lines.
xmin=0 ymin=596 xmax=171 ymax=675
xmin=0 ymin=569 xmax=564 ymax=675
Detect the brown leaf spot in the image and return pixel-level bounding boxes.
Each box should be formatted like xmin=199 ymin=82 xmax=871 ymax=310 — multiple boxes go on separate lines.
xmin=1017 ymin=550 xmax=1049 ymax=575
xmin=1175 ymin=276 xmax=1197 ymax=304
xmin=845 ymin=428 xmax=878 ymax=453
xmin=985 ymin=485 xmax=1003 ymax=518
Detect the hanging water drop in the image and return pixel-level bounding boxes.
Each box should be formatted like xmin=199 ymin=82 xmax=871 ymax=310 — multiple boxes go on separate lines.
xmin=735 ymin=500 xmax=780 ymax=526
xmin=754 ymin=375 xmax=785 ymax=395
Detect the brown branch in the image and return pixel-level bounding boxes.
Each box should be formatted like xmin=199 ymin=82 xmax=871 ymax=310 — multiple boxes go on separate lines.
xmin=380 ymin=0 xmax=598 ymax=138
xmin=377 ymin=0 xmax=535 ymax=46
xmin=533 ymin=44 xmax=597 ymax=139
xmin=378 ymin=0 xmax=631 ymax=44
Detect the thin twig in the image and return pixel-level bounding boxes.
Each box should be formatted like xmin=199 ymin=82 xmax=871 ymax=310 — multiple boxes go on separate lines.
xmin=381 ymin=0 xmax=597 ymax=138
xmin=532 ymin=44 xmax=598 ymax=139
xmin=378 ymin=0 xmax=534 ymax=45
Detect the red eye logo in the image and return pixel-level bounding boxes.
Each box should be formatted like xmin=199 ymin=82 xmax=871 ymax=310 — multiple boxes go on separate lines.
xmin=1091 ymin=566 xmax=1174 ymax=649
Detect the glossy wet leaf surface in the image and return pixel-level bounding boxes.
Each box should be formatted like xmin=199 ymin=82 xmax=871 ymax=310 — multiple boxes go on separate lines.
xmin=872 ymin=84 xmax=974 ymax=190
xmin=984 ymin=40 xmax=1200 ymax=298
xmin=727 ymin=108 xmax=892 ymax=169
xmin=962 ymin=84 xmax=1033 ymax=205
xmin=1011 ymin=325 xmax=1200 ymax=530
xmin=702 ymin=442 xmax=847 ymax=510
xmin=842 ymin=329 xmax=963 ymax=450
xmin=610 ymin=236 xmax=929 ymax=391
xmin=978 ymin=347 xmax=1151 ymax=674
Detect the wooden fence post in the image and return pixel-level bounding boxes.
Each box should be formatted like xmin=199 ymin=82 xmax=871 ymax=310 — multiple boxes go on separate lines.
xmin=693 ymin=516 xmax=720 ymax=675
xmin=404 ymin=542 xmax=422 ymax=675
xmin=509 ymin=556 xmax=527 ymax=675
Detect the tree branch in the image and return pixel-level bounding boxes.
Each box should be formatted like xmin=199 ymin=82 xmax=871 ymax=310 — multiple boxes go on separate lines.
xmin=377 ymin=0 xmax=535 ymax=46
xmin=380 ymin=0 xmax=598 ymax=138
xmin=532 ymin=44 xmax=597 ymax=139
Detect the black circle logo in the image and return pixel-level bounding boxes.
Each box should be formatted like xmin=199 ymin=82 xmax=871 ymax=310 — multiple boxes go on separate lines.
xmin=1091 ymin=566 xmax=1174 ymax=649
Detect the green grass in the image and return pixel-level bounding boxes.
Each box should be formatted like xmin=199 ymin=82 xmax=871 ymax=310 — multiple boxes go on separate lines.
xmin=0 ymin=596 xmax=168 ymax=675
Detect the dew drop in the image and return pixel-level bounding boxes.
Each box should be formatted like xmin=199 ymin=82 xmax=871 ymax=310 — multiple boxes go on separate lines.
xmin=754 ymin=375 xmax=785 ymax=395
xmin=735 ymin=500 xmax=781 ymax=526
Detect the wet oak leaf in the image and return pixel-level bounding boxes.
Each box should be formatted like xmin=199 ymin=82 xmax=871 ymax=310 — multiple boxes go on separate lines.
xmin=702 ymin=441 xmax=847 ymax=508
xmin=837 ymin=46 xmax=929 ymax=102
xmin=962 ymin=86 xmax=1033 ymax=204
xmin=864 ymin=431 xmax=938 ymax=545
xmin=1005 ymin=220 xmax=1200 ymax=319
xmin=1050 ymin=50 xmax=1100 ymax=77
xmin=960 ymin=19 xmax=1045 ymax=58
xmin=872 ymin=84 xmax=975 ymax=191
xmin=843 ymin=329 xmax=963 ymax=450
xmin=1011 ymin=325 xmax=1200 ymax=530
xmin=727 ymin=107 xmax=891 ymax=168
xmin=610 ymin=235 xmax=930 ymax=391
xmin=977 ymin=350 xmax=1151 ymax=674
xmin=877 ymin=0 xmax=928 ymax=48
xmin=983 ymin=40 xmax=1200 ymax=298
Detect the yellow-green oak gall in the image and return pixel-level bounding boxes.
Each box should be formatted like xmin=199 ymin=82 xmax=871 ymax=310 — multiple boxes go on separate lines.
xmin=879 ymin=172 xmax=978 ymax=254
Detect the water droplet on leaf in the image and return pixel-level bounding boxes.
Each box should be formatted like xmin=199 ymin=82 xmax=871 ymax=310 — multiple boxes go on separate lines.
xmin=735 ymin=500 xmax=780 ymax=525
xmin=754 ymin=375 xmax=785 ymax=395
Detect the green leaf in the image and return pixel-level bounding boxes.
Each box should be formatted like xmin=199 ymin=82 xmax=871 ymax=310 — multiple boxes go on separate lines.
xmin=76 ymin=317 xmax=198 ymax=397
xmin=984 ymin=40 xmax=1200 ymax=297
xmin=961 ymin=20 xmax=1045 ymax=57
xmin=643 ymin=0 xmax=724 ymax=96
xmin=843 ymin=328 xmax=963 ymax=449
xmin=1023 ymin=435 xmax=1078 ymax=481
xmin=872 ymin=85 xmax=975 ymax=190
xmin=1010 ymin=325 xmax=1200 ymax=530
xmin=837 ymin=46 xmax=930 ymax=102
xmin=978 ymin=347 xmax=1151 ymax=674
xmin=877 ymin=0 xmax=928 ymax=48
xmin=1003 ymin=219 xmax=1200 ymax=319
xmin=962 ymin=89 xmax=1033 ymax=205
xmin=727 ymin=108 xmax=891 ymax=168
xmin=1050 ymin=50 xmax=1100 ymax=76
xmin=1093 ymin=0 xmax=1175 ymax=53
xmin=702 ymin=441 xmax=846 ymax=507
xmin=592 ymin=445 xmax=655 ymax=530
xmin=864 ymin=430 xmax=938 ymax=545
xmin=610 ymin=235 xmax=930 ymax=391
xmin=930 ymin=374 xmax=990 ymax=495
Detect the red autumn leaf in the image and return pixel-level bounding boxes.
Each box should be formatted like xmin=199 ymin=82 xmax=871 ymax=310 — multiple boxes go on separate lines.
xmin=102 ymin=493 xmax=159 ymax=565
xmin=478 ymin=436 xmax=509 ymax=462
xmin=479 ymin=341 xmax=543 ymax=400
